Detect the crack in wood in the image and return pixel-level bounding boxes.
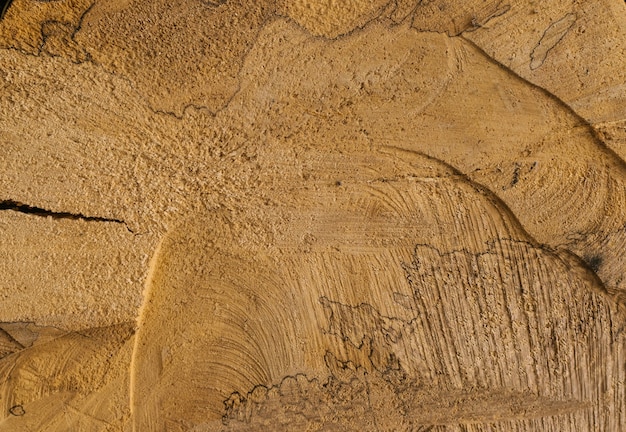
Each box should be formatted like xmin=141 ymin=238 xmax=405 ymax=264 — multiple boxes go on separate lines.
xmin=0 ymin=199 xmax=133 ymax=232
xmin=0 ymin=0 xmax=13 ymax=21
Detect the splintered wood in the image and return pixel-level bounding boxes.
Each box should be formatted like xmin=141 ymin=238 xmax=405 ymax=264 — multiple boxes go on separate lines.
xmin=0 ymin=0 xmax=625 ymax=431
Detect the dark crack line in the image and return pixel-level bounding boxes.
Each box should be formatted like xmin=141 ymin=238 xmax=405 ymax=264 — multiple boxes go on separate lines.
xmin=0 ymin=199 xmax=134 ymax=233
xmin=37 ymin=1 xmax=96 ymax=64
xmin=458 ymin=36 xmax=626 ymax=173
xmin=0 ymin=0 xmax=13 ymax=21
xmin=529 ymin=12 xmax=577 ymax=71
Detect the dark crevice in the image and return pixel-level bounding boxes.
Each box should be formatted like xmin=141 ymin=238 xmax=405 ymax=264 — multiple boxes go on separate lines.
xmin=0 ymin=0 xmax=13 ymax=21
xmin=0 ymin=199 xmax=133 ymax=232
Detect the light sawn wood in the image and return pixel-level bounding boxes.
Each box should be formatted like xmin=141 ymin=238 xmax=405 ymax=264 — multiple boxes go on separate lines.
xmin=0 ymin=1 xmax=625 ymax=430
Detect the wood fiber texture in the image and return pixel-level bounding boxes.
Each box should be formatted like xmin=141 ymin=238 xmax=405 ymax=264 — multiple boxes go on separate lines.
xmin=0 ymin=0 xmax=625 ymax=431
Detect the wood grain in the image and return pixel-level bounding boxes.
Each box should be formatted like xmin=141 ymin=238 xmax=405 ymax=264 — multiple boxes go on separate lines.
xmin=0 ymin=1 xmax=624 ymax=430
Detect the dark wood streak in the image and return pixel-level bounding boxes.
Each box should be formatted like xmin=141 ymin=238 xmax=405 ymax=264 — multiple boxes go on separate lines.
xmin=0 ymin=0 xmax=13 ymax=20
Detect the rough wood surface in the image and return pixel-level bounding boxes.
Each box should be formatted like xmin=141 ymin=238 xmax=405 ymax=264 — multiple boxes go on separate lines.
xmin=0 ymin=0 xmax=625 ymax=430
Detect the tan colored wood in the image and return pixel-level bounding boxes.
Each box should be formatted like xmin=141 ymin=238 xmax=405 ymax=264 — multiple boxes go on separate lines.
xmin=0 ymin=1 xmax=625 ymax=430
